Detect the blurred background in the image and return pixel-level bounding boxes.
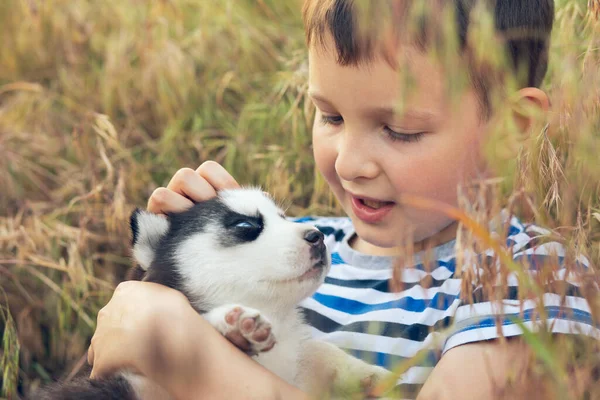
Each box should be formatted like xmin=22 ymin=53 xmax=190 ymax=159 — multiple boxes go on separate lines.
xmin=0 ymin=0 xmax=599 ymax=398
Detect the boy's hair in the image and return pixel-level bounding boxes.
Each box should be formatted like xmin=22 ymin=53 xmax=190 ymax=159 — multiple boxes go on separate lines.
xmin=303 ymin=0 xmax=555 ymax=115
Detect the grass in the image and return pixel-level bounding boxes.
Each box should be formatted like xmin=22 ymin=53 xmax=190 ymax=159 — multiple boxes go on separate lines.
xmin=0 ymin=0 xmax=599 ymax=398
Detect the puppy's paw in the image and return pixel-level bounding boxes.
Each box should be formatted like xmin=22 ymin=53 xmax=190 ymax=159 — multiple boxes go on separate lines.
xmin=357 ymin=365 xmax=392 ymax=398
xmin=204 ymin=304 xmax=276 ymax=355
xmin=335 ymin=361 xmax=391 ymax=399
xmin=298 ymin=340 xmax=393 ymax=399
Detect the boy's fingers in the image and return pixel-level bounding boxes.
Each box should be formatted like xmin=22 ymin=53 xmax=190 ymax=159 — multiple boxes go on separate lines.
xmin=89 ymin=361 xmax=102 ymax=380
xmin=87 ymin=344 xmax=94 ymax=367
xmin=147 ymin=187 xmax=194 ymax=215
xmin=167 ymin=168 xmax=218 ymax=202
xmin=196 ymin=161 xmax=240 ymax=191
xmin=87 ymin=341 xmax=121 ymax=380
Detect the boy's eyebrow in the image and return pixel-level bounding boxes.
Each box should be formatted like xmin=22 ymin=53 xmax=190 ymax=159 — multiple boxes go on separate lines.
xmin=308 ymin=91 xmax=437 ymax=122
xmin=308 ymin=92 xmax=334 ymax=107
xmin=367 ymin=107 xmax=437 ymax=122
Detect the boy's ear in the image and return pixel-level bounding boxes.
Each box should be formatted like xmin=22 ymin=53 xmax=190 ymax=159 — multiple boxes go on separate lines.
xmin=130 ymin=208 xmax=170 ymax=270
xmin=513 ymin=87 xmax=550 ymax=135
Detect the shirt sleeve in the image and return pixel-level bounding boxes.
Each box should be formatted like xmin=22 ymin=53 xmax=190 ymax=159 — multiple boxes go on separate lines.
xmin=442 ymin=219 xmax=598 ymax=354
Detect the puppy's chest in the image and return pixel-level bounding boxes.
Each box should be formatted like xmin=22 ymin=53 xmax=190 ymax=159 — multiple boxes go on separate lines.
xmin=253 ymin=318 xmax=311 ymax=386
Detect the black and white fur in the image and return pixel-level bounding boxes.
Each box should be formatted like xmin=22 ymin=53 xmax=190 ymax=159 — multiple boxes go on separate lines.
xmin=34 ymin=188 xmax=390 ymax=399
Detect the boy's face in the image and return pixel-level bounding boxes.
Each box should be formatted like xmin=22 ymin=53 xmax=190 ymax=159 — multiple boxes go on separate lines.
xmin=308 ymin=34 xmax=490 ymax=253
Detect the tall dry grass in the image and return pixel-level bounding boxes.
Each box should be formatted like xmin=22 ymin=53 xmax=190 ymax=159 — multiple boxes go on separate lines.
xmin=0 ymin=0 xmax=599 ymax=398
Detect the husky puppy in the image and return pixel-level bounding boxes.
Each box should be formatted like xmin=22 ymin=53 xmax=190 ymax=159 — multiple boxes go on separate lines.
xmin=35 ymin=188 xmax=389 ymax=399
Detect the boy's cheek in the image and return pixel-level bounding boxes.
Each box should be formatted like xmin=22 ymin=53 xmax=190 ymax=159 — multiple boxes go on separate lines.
xmin=312 ymin=130 xmax=336 ymax=180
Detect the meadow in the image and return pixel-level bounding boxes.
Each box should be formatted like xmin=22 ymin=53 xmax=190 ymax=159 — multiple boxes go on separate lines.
xmin=1 ymin=0 xmax=599 ymax=398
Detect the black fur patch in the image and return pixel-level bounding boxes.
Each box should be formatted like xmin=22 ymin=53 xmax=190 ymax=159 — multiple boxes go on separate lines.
xmin=126 ymin=265 xmax=146 ymax=281
xmin=142 ymin=198 xmax=267 ymax=296
xmin=139 ymin=197 xmax=264 ymax=306
xmin=218 ymin=211 xmax=264 ymax=247
xmin=31 ymin=375 xmax=137 ymax=400
xmin=129 ymin=209 xmax=142 ymax=246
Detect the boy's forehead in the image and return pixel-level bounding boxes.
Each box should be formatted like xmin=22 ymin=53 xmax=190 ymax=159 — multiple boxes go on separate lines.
xmin=307 ymin=35 xmax=449 ymax=120
xmin=307 ymin=31 xmax=429 ymax=86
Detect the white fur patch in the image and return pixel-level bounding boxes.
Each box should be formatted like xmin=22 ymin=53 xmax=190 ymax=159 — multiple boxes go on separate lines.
xmin=132 ymin=211 xmax=169 ymax=270
xmin=219 ymin=186 xmax=283 ymax=217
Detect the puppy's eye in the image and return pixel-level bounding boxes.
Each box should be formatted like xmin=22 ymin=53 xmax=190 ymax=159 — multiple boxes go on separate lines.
xmin=235 ymin=221 xmax=255 ymax=228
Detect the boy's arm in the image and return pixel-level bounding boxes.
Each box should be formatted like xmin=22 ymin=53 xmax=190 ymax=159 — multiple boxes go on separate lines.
xmin=417 ymin=339 xmax=544 ymax=400
xmin=88 ymin=281 xmax=312 ymax=400
xmin=164 ymin=312 xmax=312 ymax=400
xmin=169 ymin=333 xmax=312 ymax=400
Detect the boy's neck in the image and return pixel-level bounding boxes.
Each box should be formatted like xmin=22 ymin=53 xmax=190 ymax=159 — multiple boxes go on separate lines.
xmin=349 ymin=221 xmax=459 ymax=257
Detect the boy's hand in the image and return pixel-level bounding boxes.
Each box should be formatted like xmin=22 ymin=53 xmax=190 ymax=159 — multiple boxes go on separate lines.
xmin=147 ymin=161 xmax=240 ymax=215
xmin=87 ymin=281 xmax=199 ymax=382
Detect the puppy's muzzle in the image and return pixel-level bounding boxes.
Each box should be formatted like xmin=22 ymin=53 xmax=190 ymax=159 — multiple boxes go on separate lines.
xmin=304 ymin=229 xmax=326 ymax=265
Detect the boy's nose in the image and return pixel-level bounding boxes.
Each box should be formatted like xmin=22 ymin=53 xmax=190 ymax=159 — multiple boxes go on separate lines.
xmin=334 ymin=131 xmax=379 ymax=181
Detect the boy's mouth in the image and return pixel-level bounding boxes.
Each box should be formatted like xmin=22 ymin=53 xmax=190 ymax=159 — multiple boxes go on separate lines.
xmin=350 ymin=195 xmax=396 ymax=223
xmin=359 ymin=198 xmax=395 ymax=209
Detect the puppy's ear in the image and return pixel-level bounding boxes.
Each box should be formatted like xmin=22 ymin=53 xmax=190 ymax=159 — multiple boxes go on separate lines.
xmin=130 ymin=209 xmax=169 ymax=270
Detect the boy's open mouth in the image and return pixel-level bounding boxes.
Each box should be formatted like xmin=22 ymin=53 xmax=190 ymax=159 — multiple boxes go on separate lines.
xmin=359 ymin=198 xmax=395 ymax=209
xmin=350 ymin=195 xmax=396 ymax=223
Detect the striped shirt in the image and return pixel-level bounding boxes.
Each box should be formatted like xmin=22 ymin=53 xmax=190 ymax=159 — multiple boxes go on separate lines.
xmin=295 ymin=212 xmax=596 ymax=399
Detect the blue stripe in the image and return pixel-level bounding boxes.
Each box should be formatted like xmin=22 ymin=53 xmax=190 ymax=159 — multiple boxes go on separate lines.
xmin=512 ymin=254 xmax=587 ymax=271
xmin=291 ymin=216 xmax=315 ymax=223
xmin=376 ymin=351 xmax=387 ymax=367
xmin=512 ymin=218 xmax=526 ymax=233
xmin=508 ymin=224 xmax=522 ymax=236
xmin=513 ymin=254 xmax=565 ymax=271
xmin=312 ymin=291 xmax=460 ymax=314
xmin=456 ymin=305 xmax=596 ymax=334
xmin=331 ymin=252 xmax=344 ymax=265
xmin=472 ymin=253 xmax=572 ymax=272
xmin=348 ymin=349 xmax=437 ymax=369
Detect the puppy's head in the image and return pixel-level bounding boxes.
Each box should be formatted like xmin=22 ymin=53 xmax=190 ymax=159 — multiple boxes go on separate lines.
xmin=130 ymin=188 xmax=330 ymax=311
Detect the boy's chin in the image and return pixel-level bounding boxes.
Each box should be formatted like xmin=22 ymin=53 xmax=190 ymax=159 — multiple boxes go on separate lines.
xmin=352 ymin=214 xmax=458 ymax=253
xmin=351 ymin=219 xmax=413 ymax=251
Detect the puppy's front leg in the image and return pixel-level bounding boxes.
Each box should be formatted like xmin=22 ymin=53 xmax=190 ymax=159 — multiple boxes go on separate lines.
xmin=297 ymin=339 xmax=392 ymax=398
xmin=203 ymin=304 xmax=276 ymax=356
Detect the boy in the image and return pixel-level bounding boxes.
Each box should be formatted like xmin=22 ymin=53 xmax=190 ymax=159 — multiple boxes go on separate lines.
xmin=87 ymin=1 xmax=595 ymax=399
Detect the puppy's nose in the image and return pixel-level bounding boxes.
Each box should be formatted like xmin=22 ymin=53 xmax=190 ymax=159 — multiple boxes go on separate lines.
xmin=304 ymin=229 xmax=324 ymax=245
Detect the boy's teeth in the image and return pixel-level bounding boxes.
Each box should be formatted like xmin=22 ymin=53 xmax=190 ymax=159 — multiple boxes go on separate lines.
xmin=363 ymin=199 xmax=384 ymax=209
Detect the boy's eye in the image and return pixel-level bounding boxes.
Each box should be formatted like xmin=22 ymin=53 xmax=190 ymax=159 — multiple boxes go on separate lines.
xmin=384 ymin=126 xmax=426 ymax=144
xmin=320 ymin=115 xmax=344 ymax=126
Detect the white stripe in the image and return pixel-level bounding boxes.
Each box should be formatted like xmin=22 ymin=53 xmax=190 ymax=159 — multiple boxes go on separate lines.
xmin=454 ymin=294 xmax=592 ymax=321
xmin=310 ymin=327 xmax=446 ymax=359
xmin=301 ymin=296 xmax=462 ymax=327
xmin=443 ymin=319 xmax=600 ymax=354
xmin=509 ymin=215 xmax=525 ymax=231
xmin=318 ymin=279 xmax=462 ymax=302
xmin=327 ymin=263 xmax=393 ymax=280
xmin=577 ymin=254 xmax=591 ymax=268
xmin=510 ymin=232 xmax=535 ymax=252
xmin=327 ymin=262 xmax=454 ymax=282
xmin=514 ymin=241 xmax=565 ymax=258
xmin=524 ymin=224 xmax=551 ymax=236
